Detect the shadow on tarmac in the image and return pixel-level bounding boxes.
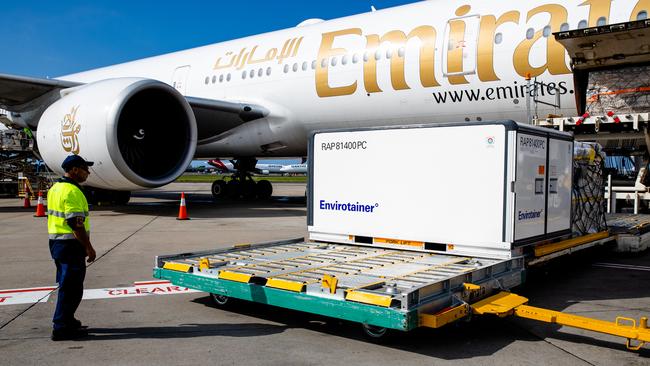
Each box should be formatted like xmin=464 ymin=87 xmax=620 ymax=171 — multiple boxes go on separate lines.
xmin=518 ymin=246 xmax=650 ymax=310
xmin=82 ymin=323 xmax=288 ymax=340
xmin=185 ymin=295 xmax=546 ymax=359
xmin=175 ymin=248 xmax=650 ymax=360
xmin=0 ymin=191 xmax=307 ymax=220
xmin=89 ymin=192 xmax=307 ymax=219
xmin=508 ymin=246 xmax=650 ymax=357
xmin=0 ymin=204 xmax=39 ymax=213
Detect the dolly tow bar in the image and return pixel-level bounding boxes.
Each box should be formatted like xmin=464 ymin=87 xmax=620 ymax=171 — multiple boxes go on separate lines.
xmin=421 ymin=289 xmax=650 ymax=351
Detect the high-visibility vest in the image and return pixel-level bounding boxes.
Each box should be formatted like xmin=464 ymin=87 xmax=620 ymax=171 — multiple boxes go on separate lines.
xmin=47 ymin=181 xmax=90 ymax=240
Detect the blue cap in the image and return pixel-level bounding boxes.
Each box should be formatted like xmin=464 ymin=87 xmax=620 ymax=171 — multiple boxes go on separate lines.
xmin=61 ymin=155 xmax=94 ymax=172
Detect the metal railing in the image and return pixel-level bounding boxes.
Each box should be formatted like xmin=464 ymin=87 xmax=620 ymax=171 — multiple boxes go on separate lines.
xmin=526 ymin=77 xmax=562 ymax=124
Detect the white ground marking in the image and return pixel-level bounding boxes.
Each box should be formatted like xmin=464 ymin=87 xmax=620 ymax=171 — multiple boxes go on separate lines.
xmin=0 ymin=286 xmax=56 ymax=305
xmin=0 ymin=281 xmax=200 ymax=306
xmin=592 ymin=263 xmax=650 ymax=272
xmin=83 ymin=280 xmax=200 ymax=299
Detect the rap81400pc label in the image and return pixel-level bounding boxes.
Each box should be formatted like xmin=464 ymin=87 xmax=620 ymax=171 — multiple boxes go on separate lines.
xmin=321 ymin=140 xmax=368 ymax=151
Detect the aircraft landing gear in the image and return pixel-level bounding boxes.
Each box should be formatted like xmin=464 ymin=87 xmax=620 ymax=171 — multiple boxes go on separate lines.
xmin=211 ymin=179 xmax=227 ymax=198
xmin=211 ymin=158 xmax=273 ymax=200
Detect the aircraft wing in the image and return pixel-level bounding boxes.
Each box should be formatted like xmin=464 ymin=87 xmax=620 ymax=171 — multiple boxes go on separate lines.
xmin=0 ymin=74 xmax=268 ymax=136
xmin=0 ymin=73 xmax=80 ymax=110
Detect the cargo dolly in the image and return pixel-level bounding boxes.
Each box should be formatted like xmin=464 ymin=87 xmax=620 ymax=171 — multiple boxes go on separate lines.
xmin=155 ymin=238 xmax=524 ymax=335
xmin=154 ymin=237 xmax=650 ymax=349
xmin=154 ymin=121 xmax=650 ymax=349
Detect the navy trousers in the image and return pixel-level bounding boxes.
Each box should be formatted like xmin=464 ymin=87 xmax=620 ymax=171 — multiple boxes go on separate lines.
xmin=49 ymin=239 xmax=86 ymax=330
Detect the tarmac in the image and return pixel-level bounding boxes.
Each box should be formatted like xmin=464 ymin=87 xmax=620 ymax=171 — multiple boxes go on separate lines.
xmin=0 ymin=182 xmax=649 ymax=365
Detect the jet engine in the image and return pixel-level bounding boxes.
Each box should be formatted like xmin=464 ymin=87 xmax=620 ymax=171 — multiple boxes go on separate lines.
xmin=37 ymin=78 xmax=197 ymax=190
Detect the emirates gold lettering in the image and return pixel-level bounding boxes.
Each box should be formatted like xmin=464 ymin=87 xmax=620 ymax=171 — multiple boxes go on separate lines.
xmin=60 ymin=106 xmax=81 ymax=155
xmin=363 ymin=34 xmax=382 ymax=93
xmin=213 ymin=37 xmax=305 ymax=70
xmin=315 ymin=4 xmax=576 ymax=97
xmin=579 ymin=0 xmax=612 ymax=27
xmin=316 ymin=28 xmax=361 ymax=97
xmin=447 ymin=5 xmax=471 ymax=85
xmin=631 ymin=0 xmax=650 ymax=21
xmin=380 ymin=26 xmax=439 ymax=90
xmin=513 ymin=4 xmax=570 ymax=78
xmin=477 ymin=11 xmax=519 ymax=82
xmin=210 ymin=2 xmax=650 ymax=98
xmin=318 ymin=26 xmax=440 ymax=96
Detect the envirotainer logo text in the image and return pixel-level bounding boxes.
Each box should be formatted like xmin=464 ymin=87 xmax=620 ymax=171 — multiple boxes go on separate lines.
xmin=518 ymin=210 xmax=543 ymax=220
xmin=319 ymin=200 xmax=378 ymax=213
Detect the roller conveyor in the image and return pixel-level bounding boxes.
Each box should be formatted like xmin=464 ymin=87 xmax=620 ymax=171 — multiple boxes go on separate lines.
xmin=156 ymin=238 xmax=524 ymax=312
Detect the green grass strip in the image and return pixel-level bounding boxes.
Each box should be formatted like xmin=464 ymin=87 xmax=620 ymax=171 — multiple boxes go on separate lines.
xmin=176 ymin=174 xmax=307 ymax=183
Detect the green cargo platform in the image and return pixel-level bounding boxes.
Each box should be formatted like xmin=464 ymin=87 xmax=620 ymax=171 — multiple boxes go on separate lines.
xmin=154 ymin=238 xmax=524 ymax=331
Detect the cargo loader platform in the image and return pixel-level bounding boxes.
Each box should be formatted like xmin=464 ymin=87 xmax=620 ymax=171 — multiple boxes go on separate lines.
xmin=608 ymin=214 xmax=650 ymax=252
xmin=154 ymin=237 xmax=650 ymax=349
xmin=154 ymin=238 xmax=525 ymax=332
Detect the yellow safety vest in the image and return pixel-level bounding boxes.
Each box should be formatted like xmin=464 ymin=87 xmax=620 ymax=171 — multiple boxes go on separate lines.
xmin=47 ymin=180 xmax=90 ymax=240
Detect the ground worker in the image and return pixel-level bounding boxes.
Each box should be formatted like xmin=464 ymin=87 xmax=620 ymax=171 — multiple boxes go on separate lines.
xmin=47 ymin=155 xmax=96 ymax=341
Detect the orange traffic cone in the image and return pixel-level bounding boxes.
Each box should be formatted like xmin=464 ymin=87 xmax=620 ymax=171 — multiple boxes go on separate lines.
xmin=34 ymin=191 xmax=46 ymax=217
xmin=176 ymin=192 xmax=190 ymax=220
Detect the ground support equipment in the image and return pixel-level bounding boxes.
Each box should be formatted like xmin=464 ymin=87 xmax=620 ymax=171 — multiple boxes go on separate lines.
xmin=155 ymin=238 xmax=524 ymax=332
xmin=154 ymin=237 xmax=650 ymax=350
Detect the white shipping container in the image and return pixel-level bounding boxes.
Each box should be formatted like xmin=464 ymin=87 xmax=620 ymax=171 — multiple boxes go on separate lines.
xmin=307 ymin=121 xmax=573 ymax=259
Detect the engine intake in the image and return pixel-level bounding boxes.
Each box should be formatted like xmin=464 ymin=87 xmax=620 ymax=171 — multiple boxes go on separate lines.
xmin=37 ymin=78 xmax=197 ymax=190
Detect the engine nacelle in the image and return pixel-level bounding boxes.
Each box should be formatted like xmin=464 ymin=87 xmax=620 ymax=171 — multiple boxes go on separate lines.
xmin=37 ymin=78 xmax=197 ymax=190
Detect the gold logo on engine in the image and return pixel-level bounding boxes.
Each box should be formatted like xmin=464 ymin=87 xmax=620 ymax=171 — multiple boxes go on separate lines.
xmin=60 ymin=106 xmax=81 ymax=154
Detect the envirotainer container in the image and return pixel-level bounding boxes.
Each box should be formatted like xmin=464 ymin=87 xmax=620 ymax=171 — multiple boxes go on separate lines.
xmin=307 ymin=121 xmax=573 ymax=259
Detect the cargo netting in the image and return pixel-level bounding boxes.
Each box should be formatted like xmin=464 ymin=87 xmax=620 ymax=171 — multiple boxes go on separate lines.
xmin=586 ymin=64 xmax=650 ymax=115
xmin=573 ymin=142 xmax=608 ymax=235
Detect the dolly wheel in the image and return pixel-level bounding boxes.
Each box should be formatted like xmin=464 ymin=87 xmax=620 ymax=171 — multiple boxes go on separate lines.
xmin=210 ymin=293 xmax=229 ymax=306
xmin=361 ymin=324 xmax=388 ymax=339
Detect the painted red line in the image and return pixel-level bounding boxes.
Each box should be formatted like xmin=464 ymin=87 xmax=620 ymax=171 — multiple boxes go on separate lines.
xmin=133 ymin=280 xmax=171 ymax=286
xmin=0 ymin=287 xmax=57 ymax=294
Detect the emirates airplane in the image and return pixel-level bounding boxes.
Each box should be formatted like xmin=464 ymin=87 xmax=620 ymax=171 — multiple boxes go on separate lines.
xmin=0 ymin=0 xmax=647 ymax=201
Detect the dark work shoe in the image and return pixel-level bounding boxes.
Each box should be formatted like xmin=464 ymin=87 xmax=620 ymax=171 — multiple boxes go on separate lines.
xmin=72 ymin=319 xmax=88 ymax=329
xmin=51 ymin=327 xmax=88 ymax=341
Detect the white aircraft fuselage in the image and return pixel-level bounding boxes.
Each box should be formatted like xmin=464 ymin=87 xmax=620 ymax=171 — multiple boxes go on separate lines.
xmin=281 ymin=164 xmax=308 ymax=174
xmin=210 ymin=160 xmax=286 ymax=174
xmin=59 ymin=0 xmax=647 ymax=159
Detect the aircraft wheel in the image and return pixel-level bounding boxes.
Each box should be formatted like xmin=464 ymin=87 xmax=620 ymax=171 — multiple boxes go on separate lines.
xmin=256 ymin=180 xmax=273 ymax=199
xmin=241 ymin=180 xmax=258 ymax=200
xmin=211 ymin=180 xmax=228 ymax=199
xmin=227 ymin=180 xmax=242 ymax=199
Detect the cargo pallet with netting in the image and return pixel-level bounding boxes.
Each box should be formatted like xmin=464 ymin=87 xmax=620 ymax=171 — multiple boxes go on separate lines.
xmin=534 ymin=19 xmax=650 ymax=214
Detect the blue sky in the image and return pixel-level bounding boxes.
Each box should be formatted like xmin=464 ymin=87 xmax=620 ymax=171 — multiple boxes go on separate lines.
xmin=3 ymin=0 xmax=416 ymax=78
